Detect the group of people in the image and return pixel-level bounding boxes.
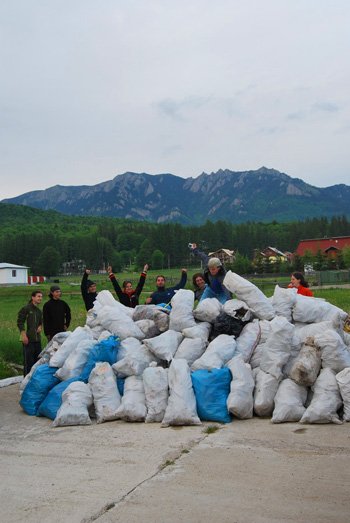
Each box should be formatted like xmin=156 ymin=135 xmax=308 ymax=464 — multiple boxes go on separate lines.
xmin=17 ymin=243 xmax=313 ymax=375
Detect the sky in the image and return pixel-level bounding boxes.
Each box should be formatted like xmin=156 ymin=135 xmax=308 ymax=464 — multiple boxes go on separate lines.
xmin=1 ymin=0 xmax=349 ymax=200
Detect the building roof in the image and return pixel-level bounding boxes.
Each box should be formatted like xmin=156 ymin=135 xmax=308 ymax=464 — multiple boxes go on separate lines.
xmin=209 ymin=249 xmax=235 ymax=256
xmin=296 ymin=236 xmax=350 ymax=256
xmin=0 ymin=262 xmax=29 ymax=269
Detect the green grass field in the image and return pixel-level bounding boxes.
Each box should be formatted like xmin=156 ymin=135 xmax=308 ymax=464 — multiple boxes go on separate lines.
xmin=0 ymin=270 xmax=349 ymax=379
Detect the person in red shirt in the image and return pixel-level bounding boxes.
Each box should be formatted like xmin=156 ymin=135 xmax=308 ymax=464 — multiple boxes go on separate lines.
xmin=288 ymin=272 xmax=314 ymax=296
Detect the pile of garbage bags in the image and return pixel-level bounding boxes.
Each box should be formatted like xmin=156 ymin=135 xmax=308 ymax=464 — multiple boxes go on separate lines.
xmin=20 ymin=271 xmax=350 ymax=427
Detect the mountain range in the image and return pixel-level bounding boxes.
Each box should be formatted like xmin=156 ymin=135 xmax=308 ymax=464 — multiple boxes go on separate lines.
xmin=3 ymin=167 xmax=350 ymax=225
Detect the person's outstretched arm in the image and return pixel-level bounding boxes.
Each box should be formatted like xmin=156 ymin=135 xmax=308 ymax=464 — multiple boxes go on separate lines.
xmin=107 ymin=266 xmax=124 ymax=302
xmin=81 ymin=270 xmax=89 ymax=300
xmin=172 ymin=269 xmax=188 ymax=290
xmin=190 ymin=242 xmax=210 ymax=266
xmin=135 ymin=264 xmax=148 ymax=297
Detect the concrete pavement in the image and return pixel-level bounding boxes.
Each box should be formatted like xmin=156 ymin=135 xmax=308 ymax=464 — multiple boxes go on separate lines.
xmin=1 ymin=384 xmax=350 ymax=523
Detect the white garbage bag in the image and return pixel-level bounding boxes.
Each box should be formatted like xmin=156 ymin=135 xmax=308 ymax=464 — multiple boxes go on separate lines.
xmin=235 ymin=319 xmax=261 ymax=362
xmin=289 ymin=337 xmax=321 ymax=386
xmin=300 ymin=368 xmax=342 ymax=424
xmin=223 ymin=271 xmax=275 ymax=321
xmin=182 ymin=321 xmax=211 ymax=342
xmin=55 ymin=338 xmax=97 ymax=381
xmin=135 ymin=319 xmax=160 ymax=339
xmin=49 ymin=326 xmax=93 ymax=368
xmin=89 ymin=362 xmax=121 ymax=423
xmin=174 ymin=337 xmax=208 ymax=367
xmin=336 ymin=368 xmax=350 ymax=421
xmin=143 ymin=330 xmax=183 ymax=362
xmin=193 ymin=298 xmax=222 ymax=323
xmin=272 ymin=285 xmax=297 ymax=322
xmin=223 ymin=299 xmax=254 ymax=321
xmin=143 ymin=363 xmax=169 ymax=423
xmin=314 ymin=329 xmax=350 ymax=373
xmin=53 ymin=382 xmax=93 ymax=426
xmin=292 ymin=294 xmax=347 ymax=324
xmin=112 ymin=340 xmax=156 ymax=377
xmin=133 ymin=305 xmax=170 ymax=332
xmin=226 ymin=355 xmax=254 ymax=419
xmin=169 ymin=289 xmax=196 ymax=331
xmin=95 ymin=290 xmax=134 ymax=317
xmin=271 ymin=378 xmax=308 ymax=423
xmin=115 ymin=375 xmax=147 ymax=422
xmin=253 ymin=368 xmax=280 ymax=417
xmin=96 ymin=305 xmax=144 ymax=340
xmin=260 ymin=316 xmax=295 ymax=380
xmin=161 ymin=359 xmax=201 ymax=427
xmin=191 ymin=334 xmax=236 ymax=371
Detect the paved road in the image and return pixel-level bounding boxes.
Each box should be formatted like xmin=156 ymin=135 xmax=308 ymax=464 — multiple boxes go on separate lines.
xmin=1 ymin=384 xmax=350 ymax=523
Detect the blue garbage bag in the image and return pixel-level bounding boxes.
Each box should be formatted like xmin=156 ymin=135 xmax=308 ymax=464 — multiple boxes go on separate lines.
xmin=37 ymin=377 xmax=82 ymax=420
xmin=191 ymin=367 xmax=232 ymax=424
xmin=79 ymin=335 xmax=120 ymax=382
xmin=20 ymin=364 xmax=60 ymax=416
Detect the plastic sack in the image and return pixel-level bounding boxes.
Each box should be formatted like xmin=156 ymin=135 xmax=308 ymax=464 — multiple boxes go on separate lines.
xmin=37 ymin=377 xmax=82 ymax=420
xmin=143 ymin=363 xmax=169 ymax=423
xmin=336 ymin=368 xmax=350 ymax=421
xmin=96 ymin=305 xmax=144 ymax=340
xmin=191 ymin=368 xmax=232 ymax=423
xmin=300 ymin=368 xmax=342 ymax=424
xmin=260 ymin=316 xmax=295 ymax=380
xmin=271 ymin=285 xmax=297 ymax=322
xmin=211 ymin=312 xmax=247 ymax=338
xmin=314 ymin=329 xmax=350 ymax=373
xmin=223 ymin=299 xmax=254 ymax=322
xmin=169 ymin=289 xmax=196 ymax=331
xmin=272 ymin=378 xmax=308 ymax=423
xmin=80 ymin=335 xmax=120 ymax=382
xmin=289 ymin=337 xmax=321 ymax=386
xmin=19 ymin=358 xmax=46 ymax=396
xmin=20 ymin=363 xmax=60 ymax=416
xmin=53 ymin=381 xmax=93 ymax=427
xmin=223 ymin=271 xmax=275 ymax=321
xmin=193 ymin=298 xmax=222 ymax=323
xmin=115 ymin=375 xmax=147 ymax=422
xmin=182 ymin=321 xmax=211 ymax=342
xmin=95 ymin=290 xmax=134 ymax=317
xmin=192 ymin=334 xmax=236 ymax=371
xmin=132 ymin=305 xmax=170 ymax=332
xmin=89 ymin=362 xmax=121 ymax=423
xmin=135 ymin=319 xmax=160 ymax=339
xmin=112 ymin=341 xmax=155 ymax=377
xmin=143 ymin=330 xmax=183 ymax=362
xmin=55 ymin=338 xmax=96 ymax=381
xmin=49 ymin=326 xmax=93 ymax=368
xmin=174 ymin=337 xmax=207 ymax=367
xmin=226 ymin=355 xmax=254 ymax=419
xmin=292 ymin=295 xmax=347 ymax=324
xmin=253 ymin=368 xmax=280 ymax=417
xmin=235 ymin=319 xmax=261 ymax=362
xmin=161 ymin=359 xmax=201 ymax=427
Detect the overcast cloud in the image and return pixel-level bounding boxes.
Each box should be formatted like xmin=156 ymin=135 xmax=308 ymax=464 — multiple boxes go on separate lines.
xmin=1 ymin=0 xmax=349 ymax=199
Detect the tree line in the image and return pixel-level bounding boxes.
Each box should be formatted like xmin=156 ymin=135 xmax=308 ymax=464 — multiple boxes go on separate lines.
xmin=1 ymin=204 xmax=350 ymax=276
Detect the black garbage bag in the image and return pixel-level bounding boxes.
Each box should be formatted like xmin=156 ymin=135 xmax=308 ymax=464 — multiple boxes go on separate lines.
xmin=211 ymin=312 xmax=248 ymax=339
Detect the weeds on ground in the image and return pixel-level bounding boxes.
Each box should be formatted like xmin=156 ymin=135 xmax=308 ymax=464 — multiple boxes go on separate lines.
xmin=203 ymin=425 xmax=220 ymax=434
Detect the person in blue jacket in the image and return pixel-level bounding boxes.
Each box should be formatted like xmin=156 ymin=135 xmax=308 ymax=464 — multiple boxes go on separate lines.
xmin=145 ymin=270 xmax=187 ymax=306
xmin=189 ymin=243 xmax=231 ymax=303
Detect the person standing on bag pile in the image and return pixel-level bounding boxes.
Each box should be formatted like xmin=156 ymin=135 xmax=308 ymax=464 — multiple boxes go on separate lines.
xmin=107 ymin=264 xmax=149 ymax=307
xmin=43 ymin=285 xmax=71 ymax=341
xmin=189 ymin=243 xmax=231 ymax=304
xmin=17 ymin=290 xmax=43 ymax=375
xmin=145 ymin=269 xmax=188 ymax=306
xmin=81 ymin=269 xmax=98 ymax=311
xmin=288 ymin=272 xmax=314 ymax=296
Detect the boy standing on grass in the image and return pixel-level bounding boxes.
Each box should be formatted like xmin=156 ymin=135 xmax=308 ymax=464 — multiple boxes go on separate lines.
xmin=17 ymin=290 xmax=43 ymax=376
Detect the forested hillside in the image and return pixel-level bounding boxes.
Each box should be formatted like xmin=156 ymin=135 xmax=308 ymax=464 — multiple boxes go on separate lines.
xmin=1 ymin=203 xmax=349 ymax=275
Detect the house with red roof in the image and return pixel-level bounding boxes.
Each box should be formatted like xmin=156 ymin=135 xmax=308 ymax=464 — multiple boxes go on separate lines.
xmin=296 ymin=236 xmax=350 ymax=257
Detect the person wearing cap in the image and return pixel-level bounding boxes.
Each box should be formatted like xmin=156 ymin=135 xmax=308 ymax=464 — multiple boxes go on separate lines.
xmin=17 ymin=290 xmax=43 ymax=375
xmin=145 ymin=269 xmax=188 ymax=306
xmin=107 ymin=264 xmax=149 ymax=308
xmin=81 ymin=269 xmax=98 ymax=311
xmin=189 ymin=243 xmax=231 ymax=303
xmin=43 ymin=285 xmax=71 ymax=341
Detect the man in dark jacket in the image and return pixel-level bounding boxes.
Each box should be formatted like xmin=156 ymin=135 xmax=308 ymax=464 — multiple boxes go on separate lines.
xmin=81 ymin=269 xmax=98 ymax=311
xmin=107 ymin=264 xmax=149 ymax=308
xmin=17 ymin=290 xmax=43 ymax=375
xmin=189 ymin=243 xmax=231 ymax=303
xmin=145 ymin=269 xmax=187 ymax=306
xmin=43 ymin=285 xmax=71 ymax=341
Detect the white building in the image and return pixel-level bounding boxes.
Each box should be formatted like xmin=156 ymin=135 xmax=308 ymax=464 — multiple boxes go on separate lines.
xmin=0 ymin=263 xmax=29 ymax=286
